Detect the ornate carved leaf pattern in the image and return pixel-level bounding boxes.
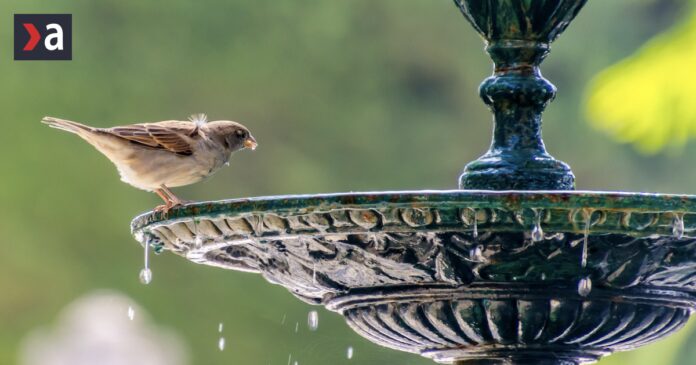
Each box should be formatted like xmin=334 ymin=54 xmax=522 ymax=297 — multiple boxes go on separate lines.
xmin=139 ymin=205 xmax=696 ymax=302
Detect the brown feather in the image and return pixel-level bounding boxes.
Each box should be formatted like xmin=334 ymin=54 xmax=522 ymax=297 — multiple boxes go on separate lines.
xmin=104 ymin=121 xmax=198 ymax=156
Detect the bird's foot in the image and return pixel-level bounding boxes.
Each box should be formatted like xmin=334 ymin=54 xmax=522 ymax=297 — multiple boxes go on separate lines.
xmin=153 ymin=204 xmax=171 ymax=214
xmin=153 ymin=202 xmax=178 ymax=214
xmin=154 ymin=201 xmax=189 ymax=214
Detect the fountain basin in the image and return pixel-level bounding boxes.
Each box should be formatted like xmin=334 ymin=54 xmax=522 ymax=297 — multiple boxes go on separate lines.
xmin=131 ymin=190 xmax=696 ymax=364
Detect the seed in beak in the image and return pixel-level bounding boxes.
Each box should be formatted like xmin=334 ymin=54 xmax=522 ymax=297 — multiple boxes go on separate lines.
xmin=244 ymin=138 xmax=257 ymax=150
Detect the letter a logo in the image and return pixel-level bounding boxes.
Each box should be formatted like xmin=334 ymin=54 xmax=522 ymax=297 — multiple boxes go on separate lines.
xmin=14 ymin=14 xmax=72 ymax=60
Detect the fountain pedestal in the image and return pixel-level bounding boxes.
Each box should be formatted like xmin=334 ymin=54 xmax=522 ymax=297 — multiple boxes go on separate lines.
xmin=131 ymin=1 xmax=696 ymax=364
xmin=455 ymin=0 xmax=583 ymax=190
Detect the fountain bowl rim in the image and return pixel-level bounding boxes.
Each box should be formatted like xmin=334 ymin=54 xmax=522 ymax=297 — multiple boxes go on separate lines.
xmin=131 ymin=189 xmax=696 ymax=232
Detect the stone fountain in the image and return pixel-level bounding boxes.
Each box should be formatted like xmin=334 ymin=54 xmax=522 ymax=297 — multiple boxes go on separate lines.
xmin=131 ymin=1 xmax=696 ymax=364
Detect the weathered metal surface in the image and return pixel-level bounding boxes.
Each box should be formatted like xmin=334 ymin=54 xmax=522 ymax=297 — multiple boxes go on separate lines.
xmin=132 ymin=191 xmax=696 ymax=364
xmin=454 ymin=0 xmax=587 ymax=190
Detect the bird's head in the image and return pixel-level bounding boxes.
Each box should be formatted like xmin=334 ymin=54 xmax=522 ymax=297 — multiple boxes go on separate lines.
xmin=207 ymin=120 xmax=257 ymax=152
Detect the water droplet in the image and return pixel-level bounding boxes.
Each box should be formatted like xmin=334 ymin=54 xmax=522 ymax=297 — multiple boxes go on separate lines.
xmin=194 ymin=236 xmax=203 ymax=249
xmin=312 ymin=264 xmax=317 ymax=285
xmin=531 ymin=209 xmax=543 ymax=242
xmin=218 ymin=337 xmax=225 ymax=351
xmin=127 ymin=306 xmax=135 ymax=320
xmin=531 ymin=225 xmax=543 ymax=242
xmin=218 ymin=322 xmax=223 ymax=333
xmin=281 ymin=314 xmax=286 ymax=325
xmin=673 ymin=214 xmax=685 ymax=239
xmin=578 ymin=277 xmax=592 ymax=297
xmin=308 ymin=310 xmax=319 ymax=331
xmin=139 ymin=268 xmax=152 ymax=284
xmin=294 ymin=361 xmax=298 ymax=365
xmin=346 ymin=346 xmax=354 ymax=359
xmin=294 ymin=322 xmax=299 ymax=333
xmin=470 ymin=244 xmax=486 ymax=263
xmin=472 ymin=209 xmax=478 ymax=239
xmin=287 ymin=354 xmax=292 ymax=365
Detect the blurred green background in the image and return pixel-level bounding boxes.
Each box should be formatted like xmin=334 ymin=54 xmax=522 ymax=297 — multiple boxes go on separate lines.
xmin=2 ymin=0 xmax=696 ymax=364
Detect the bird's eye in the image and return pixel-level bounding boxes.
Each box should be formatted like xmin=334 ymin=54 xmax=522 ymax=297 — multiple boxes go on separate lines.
xmin=236 ymin=129 xmax=246 ymax=139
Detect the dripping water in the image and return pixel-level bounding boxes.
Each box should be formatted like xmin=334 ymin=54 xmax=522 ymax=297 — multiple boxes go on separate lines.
xmin=139 ymin=238 xmax=153 ymax=285
xmin=294 ymin=322 xmax=299 ymax=333
xmin=578 ymin=210 xmax=592 ymax=296
xmin=470 ymin=244 xmax=485 ymax=263
xmin=581 ymin=211 xmax=591 ymax=268
xmin=347 ymin=346 xmax=354 ymax=359
xmin=217 ymin=321 xmax=225 ymax=350
xmin=531 ymin=209 xmax=544 ymax=242
xmin=673 ymin=213 xmax=685 ymax=239
xmin=194 ymin=218 xmax=203 ymax=249
xmin=578 ymin=277 xmax=592 ymax=297
xmin=308 ymin=310 xmax=319 ymax=331
xmin=281 ymin=314 xmax=286 ymax=325
xmin=472 ymin=208 xmax=478 ymax=239
xmin=127 ymin=306 xmax=135 ymax=321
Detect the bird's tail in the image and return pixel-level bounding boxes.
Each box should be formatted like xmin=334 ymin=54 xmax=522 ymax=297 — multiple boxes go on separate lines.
xmin=41 ymin=116 xmax=95 ymax=134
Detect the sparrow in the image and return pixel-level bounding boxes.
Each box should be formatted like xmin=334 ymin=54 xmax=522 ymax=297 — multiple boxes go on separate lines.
xmin=42 ymin=114 xmax=257 ymax=212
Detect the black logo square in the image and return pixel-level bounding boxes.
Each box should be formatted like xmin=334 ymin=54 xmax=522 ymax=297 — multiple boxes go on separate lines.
xmin=14 ymin=14 xmax=72 ymax=60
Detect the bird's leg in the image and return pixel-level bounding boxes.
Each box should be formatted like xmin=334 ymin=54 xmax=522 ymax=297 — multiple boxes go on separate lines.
xmin=154 ymin=188 xmax=174 ymax=213
xmin=160 ymin=185 xmax=190 ymax=207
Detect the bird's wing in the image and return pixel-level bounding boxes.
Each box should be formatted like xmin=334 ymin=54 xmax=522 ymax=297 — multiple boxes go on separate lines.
xmin=104 ymin=121 xmax=199 ymax=156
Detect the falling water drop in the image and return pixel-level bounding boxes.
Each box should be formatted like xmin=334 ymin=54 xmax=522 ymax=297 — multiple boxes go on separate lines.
xmin=308 ymin=310 xmax=319 ymax=331
xmin=294 ymin=361 xmax=298 ymax=365
xmin=194 ymin=236 xmax=203 ymax=249
xmin=578 ymin=277 xmax=592 ymax=297
xmin=287 ymin=354 xmax=292 ymax=365
xmin=294 ymin=322 xmax=299 ymax=333
xmin=312 ymin=264 xmax=317 ymax=285
xmin=531 ymin=209 xmax=544 ymax=242
xmin=127 ymin=306 xmax=135 ymax=321
xmin=218 ymin=337 xmax=226 ymax=351
xmin=218 ymin=322 xmax=223 ymax=333
xmin=139 ymin=268 xmax=152 ymax=285
xmin=673 ymin=214 xmax=685 ymax=239
xmin=347 ymin=346 xmax=354 ymax=359
xmin=139 ymin=238 xmax=152 ymax=284
xmin=281 ymin=314 xmax=286 ymax=325
xmin=472 ymin=209 xmax=478 ymax=239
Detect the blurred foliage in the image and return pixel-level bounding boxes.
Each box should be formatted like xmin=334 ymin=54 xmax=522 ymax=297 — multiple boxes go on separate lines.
xmin=586 ymin=1 xmax=696 ymax=154
xmin=1 ymin=0 xmax=696 ymax=365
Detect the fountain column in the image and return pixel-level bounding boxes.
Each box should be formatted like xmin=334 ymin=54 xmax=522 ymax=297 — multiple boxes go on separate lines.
xmin=456 ymin=0 xmax=585 ymax=190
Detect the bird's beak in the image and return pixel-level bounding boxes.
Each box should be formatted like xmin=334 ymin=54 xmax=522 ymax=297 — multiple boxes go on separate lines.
xmin=244 ymin=137 xmax=257 ymax=150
